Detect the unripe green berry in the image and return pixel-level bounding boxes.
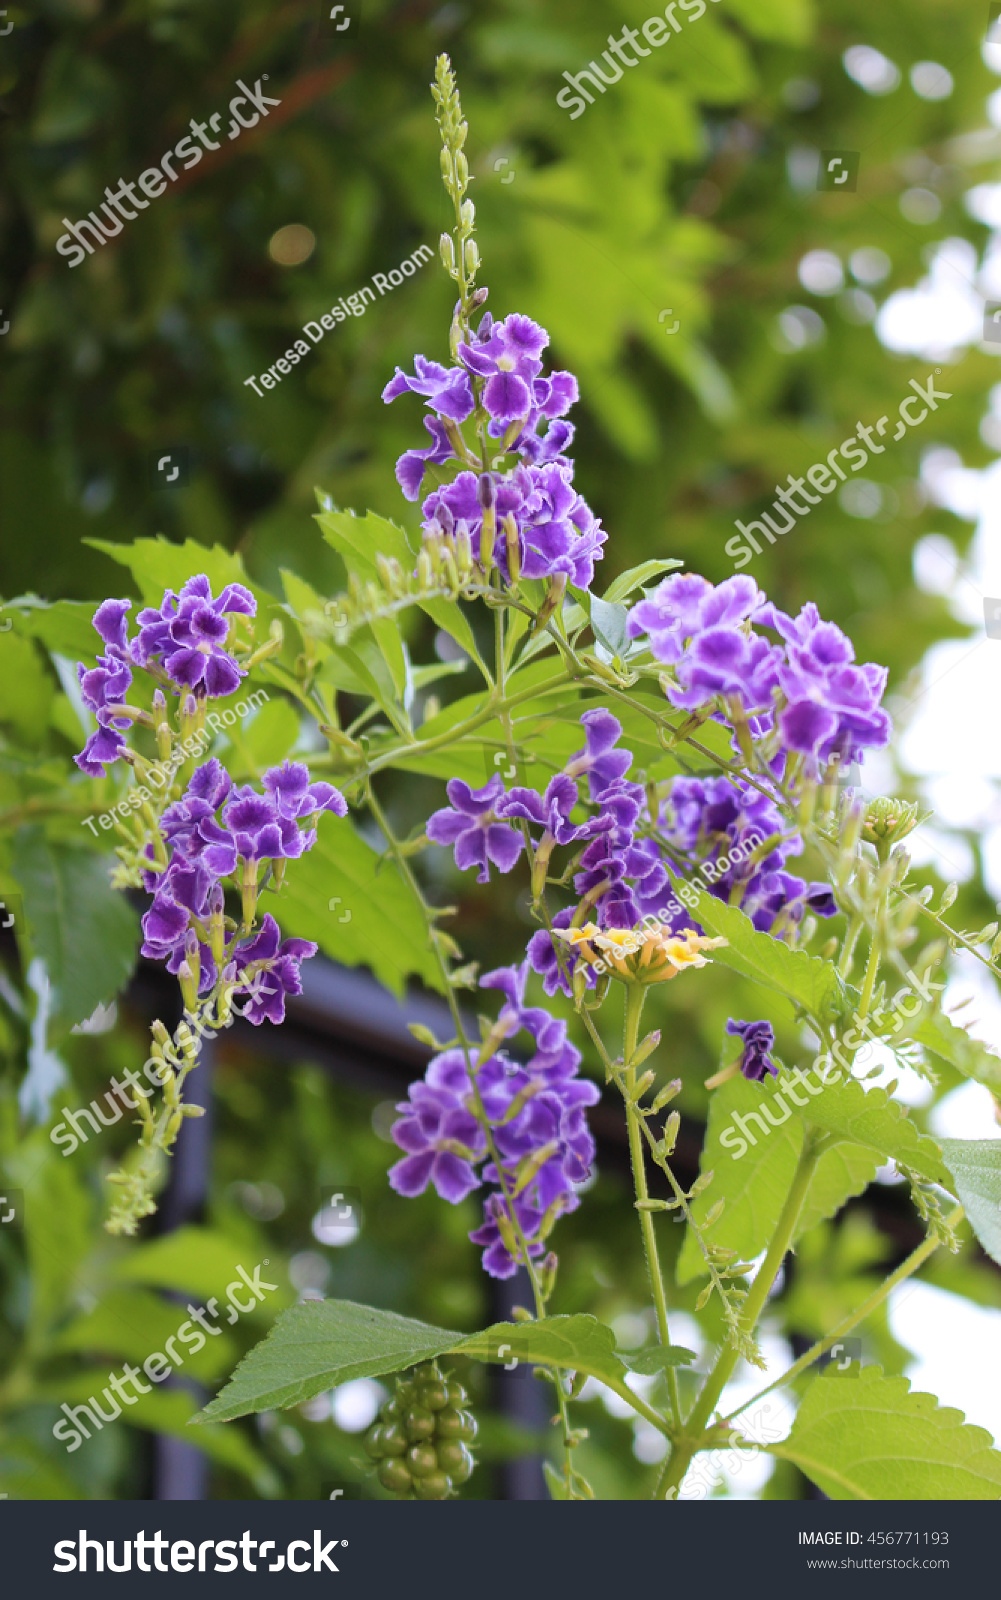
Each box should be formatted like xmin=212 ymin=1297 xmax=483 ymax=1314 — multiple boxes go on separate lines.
xmin=437 ymin=1441 xmax=474 ymax=1484
xmin=443 ymin=1379 xmax=467 ymax=1407
xmin=403 ymin=1405 xmax=435 ymax=1442
xmin=436 ymin=1406 xmax=477 ymax=1443
xmin=412 ymin=1362 xmax=440 ymax=1382
xmin=379 ymin=1421 xmax=408 ymax=1457
xmin=406 ymin=1443 xmax=439 ymax=1479
xmin=416 ymin=1379 xmax=449 ymax=1411
xmin=379 ymin=1398 xmax=401 ymax=1423
xmin=378 ymin=1459 xmax=413 ymax=1495
xmin=414 ymin=1470 xmax=451 ymax=1500
xmin=363 ymin=1425 xmax=384 ymax=1461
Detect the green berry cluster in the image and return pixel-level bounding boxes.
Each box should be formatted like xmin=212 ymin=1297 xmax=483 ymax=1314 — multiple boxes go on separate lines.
xmin=364 ymin=1360 xmax=476 ymax=1499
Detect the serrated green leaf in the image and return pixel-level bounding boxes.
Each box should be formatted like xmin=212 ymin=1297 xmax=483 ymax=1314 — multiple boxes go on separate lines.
xmin=621 ymin=1344 xmax=697 ymax=1375
xmin=939 ymin=1139 xmax=1001 ymax=1267
xmin=12 ymin=829 xmax=140 ymax=1028
xmin=86 ymin=536 xmax=276 ymax=613
xmin=769 ymin=1366 xmax=1001 ymax=1499
xmin=794 ymin=1073 xmax=947 ymax=1185
xmin=194 ymin=1302 xmax=630 ymax=1423
xmin=913 ymin=1009 xmax=1001 ymax=1091
xmin=688 ymin=888 xmax=845 ymax=1027
xmin=678 ymin=1069 xmax=879 ymax=1284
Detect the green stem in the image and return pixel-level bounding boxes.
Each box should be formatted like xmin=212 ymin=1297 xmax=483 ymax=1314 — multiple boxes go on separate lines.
xmin=621 ymin=984 xmax=681 ymax=1430
xmin=720 ymin=1204 xmax=964 ymax=1426
xmin=654 ymin=1129 xmax=827 ymax=1500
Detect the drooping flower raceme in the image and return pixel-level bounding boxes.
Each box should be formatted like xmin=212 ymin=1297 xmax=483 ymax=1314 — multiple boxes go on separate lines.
xmin=389 ymin=963 xmax=600 ymax=1278
xmin=140 ymin=757 xmax=346 ymax=1019
xmin=75 ymin=576 xmax=260 ymax=777
xmin=382 ymin=308 xmax=606 ymax=593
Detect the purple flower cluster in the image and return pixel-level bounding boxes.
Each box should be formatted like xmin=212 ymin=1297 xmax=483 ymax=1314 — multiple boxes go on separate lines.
xmin=627 ymin=574 xmax=891 ymax=776
xmin=423 ymin=708 xmax=839 ymax=989
xmin=727 ymin=1018 xmax=779 ymax=1083
xmin=652 ymin=774 xmax=836 ymax=936
xmin=140 ymin=758 xmax=346 ymax=1021
xmin=388 ymin=962 xmax=599 ymax=1278
xmin=382 ymin=308 xmax=605 ymax=591
xmin=75 ymin=577 xmax=258 ymax=777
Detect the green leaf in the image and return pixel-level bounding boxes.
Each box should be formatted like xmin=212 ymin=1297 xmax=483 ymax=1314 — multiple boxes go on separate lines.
xmin=111 ymin=1225 xmax=292 ymax=1315
xmin=50 ymin=1288 xmax=236 ymax=1381
xmin=454 ymin=1316 xmax=631 ymax=1387
xmin=678 ymin=1069 xmax=879 ymax=1284
xmin=769 ymin=1366 xmax=1001 ymax=1499
xmin=794 ymin=1073 xmax=947 ymax=1185
xmin=621 ymin=1344 xmax=697 ymax=1375
xmin=12 ymin=829 xmax=140 ymax=1028
xmin=588 ymin=595 xmax=631 ymax=659
xmin=687 ymin=888 xmax=846 ymax=1028
xmin=0 ymin=632 xmax=54 ymax=742
xmin=913 ymin=1010 xmax=1001 ymax=1091
xmin=86 ymin=536 xmax=277 ymax=613
xmin=195 ymin=1301 xmax=466 ymax=1421
xmin=194 ymin=1302 xmax=631 ymax=1423
xmin=7 ymin=597 xmax=104 ymax=665
xmin=276 ymin=811 xmax=442 ymax=996
xmin=939 ymin=1139 xmax=1001 ymax=1267
xmin=240 ymin=695 xmax=300 ymax=772
xmin=600 ymin=559 xmax=684 ymax=605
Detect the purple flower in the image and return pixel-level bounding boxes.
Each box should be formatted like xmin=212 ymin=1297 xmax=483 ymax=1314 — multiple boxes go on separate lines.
xmin=388 ymin=1050 xmax=486 ymax=1203
xmin=133 ymin=575 xmax=255 ymax=697
xmin=564 ymin=709 xmax=633 ymax=798
xmin=628 ymin=573 xmax=782 ymax=717
xmin=726 ymin=1018 xmax=779 ymax=1083
xmin=479 ymin=961 xmax=568 ymax=1054
xmin=760 ymin=602 xmax=892 ymax=772
xmin=262 ymin=759 xmax=348 ymax=822
xmin=457 ymin=312 xmax=549 ymax=425
xmin=426 ymin=774 xmax=524 ymax=884
xmin=382 ymin=355 xmax=475 ymax=422
xmin=74 ymin=601 xmax=136 ymax=776
xmin=229 ymin=913 xmax=317 ymax=1026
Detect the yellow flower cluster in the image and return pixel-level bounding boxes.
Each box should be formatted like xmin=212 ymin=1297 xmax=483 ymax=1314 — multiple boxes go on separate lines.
xmin=554 ymin=921 xmax=727 ymax=985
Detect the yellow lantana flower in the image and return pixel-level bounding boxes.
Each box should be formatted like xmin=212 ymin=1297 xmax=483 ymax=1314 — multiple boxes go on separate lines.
xmin=554 ymin=920 xmax=727 ymax=985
